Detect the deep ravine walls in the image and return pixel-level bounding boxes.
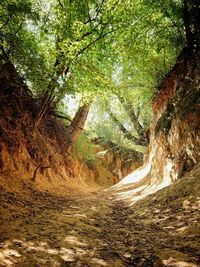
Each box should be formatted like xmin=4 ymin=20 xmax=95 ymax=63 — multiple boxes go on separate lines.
xmin=114 ymin=47 xmax=200 ymax=201
xmin=149 ymin=48 xmax=200 ymax=184
xmin=0 ymin=61 xmax=142 ymax=195
xmin=146 ymin=1 xmax=200 ymax=186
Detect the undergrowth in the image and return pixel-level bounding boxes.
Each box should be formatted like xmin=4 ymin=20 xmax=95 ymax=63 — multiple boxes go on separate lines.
xmin=75 ymin=133 xmax=97 ymax=168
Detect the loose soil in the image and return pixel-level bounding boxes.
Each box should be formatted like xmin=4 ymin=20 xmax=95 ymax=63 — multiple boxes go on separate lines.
xmin=0 ymin=168 xmax=200 ymax=267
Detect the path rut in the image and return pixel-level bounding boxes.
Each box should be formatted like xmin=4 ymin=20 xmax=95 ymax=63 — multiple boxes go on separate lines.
xmin=0 ymin=186 xmax=199 ymax=267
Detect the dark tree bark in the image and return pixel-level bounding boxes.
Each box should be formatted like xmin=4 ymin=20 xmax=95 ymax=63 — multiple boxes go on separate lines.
xmin=183 ymin=0 xmax=193 ymax=47
xmin=183 ymin=0 xmax=200 ymax=48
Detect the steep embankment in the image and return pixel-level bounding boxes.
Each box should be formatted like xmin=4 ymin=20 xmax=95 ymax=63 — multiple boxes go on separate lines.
xmin=0 ymin=62 xmax=141 ymax=196
xmin=112 ymin=48 xmax=200 ymax=201
xmin=0 ymin=61 xmax=87 ymax=195
xmin=150 ymin=49 xmax=200 ymax=182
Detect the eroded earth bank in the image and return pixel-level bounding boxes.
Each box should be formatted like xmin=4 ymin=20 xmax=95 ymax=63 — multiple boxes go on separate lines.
xmin=1 ymin=2 xmax=200 ymax=266
xmin=0 ymin=46 xmax=200 ymax=267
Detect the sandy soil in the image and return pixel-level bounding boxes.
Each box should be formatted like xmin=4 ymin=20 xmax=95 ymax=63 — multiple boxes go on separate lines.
xmin=0 ymin=176 xmax=200 ymax=267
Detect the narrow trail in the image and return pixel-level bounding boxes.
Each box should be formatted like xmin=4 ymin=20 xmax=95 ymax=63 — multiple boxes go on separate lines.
xmin=0 ymin=184 xmax=199 ymax=267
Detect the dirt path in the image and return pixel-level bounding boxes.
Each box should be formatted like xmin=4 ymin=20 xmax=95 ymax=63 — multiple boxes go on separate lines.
xmin=0 ymin=185 xmax=199 ymax=267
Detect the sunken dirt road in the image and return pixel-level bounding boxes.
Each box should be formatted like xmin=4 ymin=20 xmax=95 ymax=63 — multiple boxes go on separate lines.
xmin=0 ymin=180 xmax=200 ymax=267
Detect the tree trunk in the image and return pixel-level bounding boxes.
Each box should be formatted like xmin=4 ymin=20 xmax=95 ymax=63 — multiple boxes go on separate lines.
xmin=183 ymin=0 xmax=200 ymax=48
xmin=116 ymin=94 xmax=146 ymax=137
xmin=33 ymin=53 xmax=68 ymax=128
xmin=183 ymin=0 xmax=193 ymax=47
xmin=66 ymin=104 xmax=90 ymax=152
xmin=108 ymin=110 xmax=147 ymax=146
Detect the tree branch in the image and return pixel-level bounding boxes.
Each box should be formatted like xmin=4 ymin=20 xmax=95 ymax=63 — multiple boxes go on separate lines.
xmin=70 ymin=27 xmax=118 ymax=65
xmin=0 ymin=14 xmax=13 ymax=30
xmin=108 ymin=110 xmax=147 ymax=146
xmin=57 ymin=0 xmax=63 ymax=8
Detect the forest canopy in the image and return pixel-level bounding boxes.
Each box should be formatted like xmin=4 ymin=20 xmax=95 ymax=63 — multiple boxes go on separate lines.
xmin=0 ymin=0 xmax=186 ymax=151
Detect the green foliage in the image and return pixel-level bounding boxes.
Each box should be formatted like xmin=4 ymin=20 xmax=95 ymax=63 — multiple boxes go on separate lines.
xmin=87 ymin=99 xmax=147 ymax=154
xmin=0 ymin=0 xmax=186 ymax=146
xmin=0 ymin=0 xmax=183 ymax=97
xmin=0 ymin=0 xmax=53 ymax=94
xmin=1 ymin=0 xmax=184 ymax=98
xmin=75 ymin=133 xmax=97 ymax=168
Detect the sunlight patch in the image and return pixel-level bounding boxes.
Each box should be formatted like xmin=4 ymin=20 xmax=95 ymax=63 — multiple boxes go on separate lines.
xmin=0 ymin=249 xmax=21 ymax=267
xmin=64 ymin=235 xmax=87 ymax=247
xmin=47 ymin=248 xmax=59 ymax=255
xmin=183 ymin=200 xmax=191 ymax=209
xmin=63 ymin=213 xmax=87 ymax=218
xmin=75 ymin=247 xmax=87 ymax=256
xmin=91 ymin=257 xmax=108 ymax=266
xmin=176 ymin=226 xmax=188 ymax=233
xmin=60 ymin=247 xmax=74 ymax=255
xmin=114 ymin=149 xmax=156 ymax=186
xmin=61 ymin=254 xmax=75 ymax=262
xmin=0 ymin=253 xmax=13 ymax=267
xmin=60 ymin=247 xmax=75 ymax=262
xmin=2 ymin=249 xmax=21 ymax=258
xmin=26 ymin=244 xmax=46 ymax=252
xmin=162 ymin=257 xmax=197 ymax=266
